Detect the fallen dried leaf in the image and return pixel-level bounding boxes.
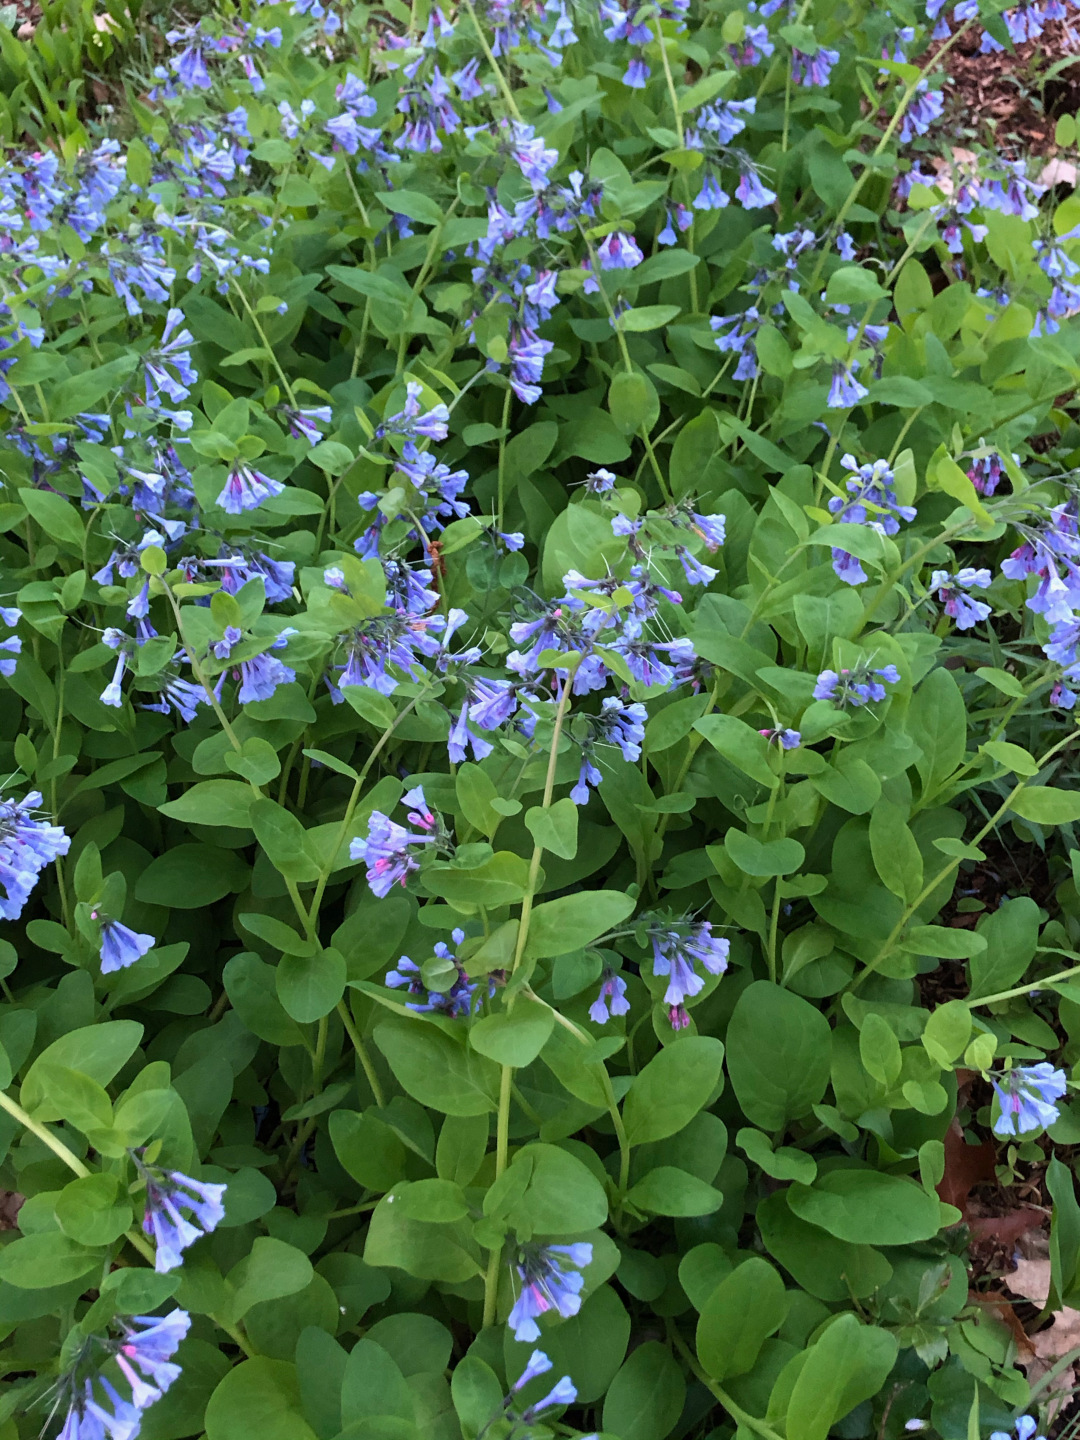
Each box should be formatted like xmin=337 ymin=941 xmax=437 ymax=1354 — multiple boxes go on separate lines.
xmin=1007 ymin=1256 xmax=1052 ymax=1306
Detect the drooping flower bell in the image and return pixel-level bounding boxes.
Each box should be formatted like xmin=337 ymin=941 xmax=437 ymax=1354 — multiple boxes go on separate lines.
xmin=139 ymin=1160 xmax=227 ymax=1272
xmin=508 ymin=1243 xmax=593 ymax=1342
xmin=991 ymin=1063 xmax=1067 ymax=1137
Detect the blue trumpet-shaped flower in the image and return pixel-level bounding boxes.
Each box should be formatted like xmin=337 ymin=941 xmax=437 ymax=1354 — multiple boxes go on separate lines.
xmin=991 ymin=1063 xmax=1067 ymax=1137
xmin=142 ymin=1166 xmax=227 ymax=1272
xmin=508 ymin=1243 xmax=593 ymax=1342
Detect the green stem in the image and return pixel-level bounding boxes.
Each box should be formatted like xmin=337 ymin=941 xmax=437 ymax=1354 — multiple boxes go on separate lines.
xmin=964 ymin=962 xmax=1080 ymax=1009
xmin=481 ymin=1063 xmax=514 ymax=1329
xmin=496 ymin=385 xmax=513 ymax=532
xmin=849 ymin=730 xmax=1079 ymax=992
xmin=337 ymin=998 xmax=386 ymax=1107
xmin=461 ymin=0 xmax=522 ymax=119
xmin=0 ymin=1088 xmax=90 ymax=1177
xmin=668 ymin=1325 xmax=787 ymax=1440
xmin=232 ymin=282 xmax=298 ymax=408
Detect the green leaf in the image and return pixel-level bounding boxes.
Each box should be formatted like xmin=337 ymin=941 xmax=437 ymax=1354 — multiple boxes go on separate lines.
xmin=621 ymin=305 xmax=683 ymax=332
xmin=696 ymin=1258 xmax=788 ymax=1379
xmin=159 ymin=780 xmax=254 ymax=829
xmin=330 ymin=1108 xmax=407 ymax=1192
xmin=737 ymin=1128 xmax=816 ymax=1186
xmin=608 ymin=371 xmax=656 ymax=435
xmin=622 ymin=1036 xmax=725 ymax=1146
xmin=0 ymin=1232 xmax=100 ymax=1287
xmin=757 ymin=1191 xmax=893 ymax=1302
xmin=135 ymin=844 xmax=250 ymax=909
xmin=693 ymin=716 xmax=778 ymax=789
xmin=469 ymin=1006 xmax=554 ymax=1067
xmin=524 ymin=797 xmax=579 ymax=860
xmin=225 ymin=1238 xmax=313 ymax=1323
xmin=785 ymin=1314 xmax=898 ymax=1440
xmin=602 ymin=1341 xmax=686 ymax=1440
xmin=422 ymin=852 xmax=530 ymax=907
xmin=787 ymin=1169 xmax=944 ymax=1244
xmin=1009 ymin=786 xmax=1080 ymax=825
xmin=374 ymin=1016 xmax=500 ymax=1115
xmin=341 ymin=1337 xmax=415 ymax=1429
xmin=868 ymin=802 xmax=923 ymax=905
xmin=55 ymin=1173 xmax=133 ymax=1247
xmin=525 ymin=891 xmax=636 ymax=959
xmin=251 ymin=799 xmax=322 ymax=883
xmin=826 ymin=266 xmax=887 ymax=305
xmin=967 ymin=897 xmax=1041 ymax=1000
xmin=858 ymin=1013 xmax=902 ymax=1087
xmin=452 ymin=1357 xmax=504 ymax=1440
xmin=50 ymin=354 xmax=140 ymax=420
xmin=277 ymin=948 xmax=347 ymax=1023
xmin=205 ymin=1358 xmax=317 ymax=1440
xmin=19 ymin=487 xmax=84 ymax=549
xmin=908 ymin=667 xmax=966 ymax=798
xmin=490 ymin=1142 xmax=609 ymax=1235
xmin=726 ymin=982 xmax=831 ymax=1132
xmin=626 ymin=1166 xmax=722 ymax=1216
xmin=724 ymin=829 xmax=805 ymax=877
xmin=22 ymin=1021 xmax=143 ymax=1121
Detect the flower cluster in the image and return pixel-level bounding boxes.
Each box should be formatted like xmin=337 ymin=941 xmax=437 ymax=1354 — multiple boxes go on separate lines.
xmin=814 ymin=662 xmax=900 ymax=708
xmin=56 ymin=1310 xmax=190 ymax=1440
xmin=991 ymin=1063 xmax=1067 ymax=1138
xmin=0 ymin=792 xmax=70 ymax=921
xmin=509 ymin=1242 xmax=593 ymax=1342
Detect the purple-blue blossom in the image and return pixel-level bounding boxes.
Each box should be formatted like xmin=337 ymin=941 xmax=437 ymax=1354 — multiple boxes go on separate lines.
xmin=814 ymin=662 xmax=900 ymax=707
xmin=991 ymin=1063 xmax=1067 ymax=1137
xmin=216 ymin=464 xmax=285 ymax=513
xmin=930 ymin=568 xmax=993 ymax=629
xmin=589 ymin=970 xmax=630 ymax=1024
xmin=0 ymin=792 xmax=70 ymax=921
xmin=509 ymin=1243 xmax=592 ymax=1341
xmin=97 ymin=917 xmax=156 ymax=973
xmin=649 ymin=919 xmax=730 ymax=1029
xmin=140 ymin=1164 xmax=227 ymax=1272
xmin=351 ymin=788 xmax=440 ymax=898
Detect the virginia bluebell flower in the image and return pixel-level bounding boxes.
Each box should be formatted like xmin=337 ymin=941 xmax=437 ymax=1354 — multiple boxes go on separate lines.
xmin=648 ymin=920 xmax=730 ymax=1029
xmin=377 ymin=380 xmax=450 ymax=442
xmin=828 ymin=455 xmax=915 ymax=584
xmin=930 ymin=568 xmax=993 ymax=629
xmin=760 ymin=727 xmax=802 ymax=749
xmin=589 ymin=969 xmax=630 ymax=1024
xmin=0 ymin=606 xmax=19 ymax=678
xmin=114 ymin=1309 xmax=191 ymax=1402
xmin=736 ymin=170 xmax=777 ymax=208
xmin=387 ymin=929 xmax=480 ymax=1016
xmin=991 ymin=1063 xmax=1067 ymax=1137
xmin=509 ymin=1243 xmax=593 ymax=1342
xmin=813 ymin=662 xmax=900 ymax=707
xmin=711 ymin=307 xmax=760 ymax=380
xmin=991 ymin=1417 xmax=1045 ymax=1440
xmin=141 ymin=1163 xmax=227 ymax=1271
xmin=216 ymin=463 xmax=285 ymax=513
xmin=59 ymin=1377 xmax=143 ymax=1440
xmin=97 ymin=917 xmax=156 ymax=973
xmin=597 ymin=232 xmax=643 ymax=270
xmin=827 ymin=361 xmax=869 ymax=409
xmin=969 ymin=449 xmax=1013 ymax=497
xmin=0 ymin=792 xmax=70 ymax=921
xmin=792 ymin=45 xmax=839 ymax=85
xmin=351 ymin=788 xmax=441 ymax=898
xmin=898 ymin=81 xmax=944 ymax=142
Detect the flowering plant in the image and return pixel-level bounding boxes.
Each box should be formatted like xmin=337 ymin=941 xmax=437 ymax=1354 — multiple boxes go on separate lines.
xmin=2 ymin=0 xmax=1080 ymax=1436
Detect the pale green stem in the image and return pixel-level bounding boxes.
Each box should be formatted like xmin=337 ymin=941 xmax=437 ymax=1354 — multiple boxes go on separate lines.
xmin=337 ymin=998 xmax=386 ymax=1108
xmin=848 ymin=730 xmax=1079 ymax=992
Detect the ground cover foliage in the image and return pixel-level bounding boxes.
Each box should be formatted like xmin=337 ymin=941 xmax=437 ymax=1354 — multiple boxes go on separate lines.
xmin=5 ymin=0 xmax=1080 ymax=1437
